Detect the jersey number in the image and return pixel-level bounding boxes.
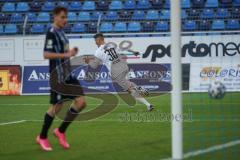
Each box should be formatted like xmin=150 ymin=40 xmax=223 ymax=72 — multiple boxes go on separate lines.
xmin=104 ymin=48 xmax=118 ymax=61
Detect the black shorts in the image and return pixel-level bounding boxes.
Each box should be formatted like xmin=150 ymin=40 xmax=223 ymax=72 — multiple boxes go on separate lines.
xmin=50 ymin=77 xmax=84 ymax=105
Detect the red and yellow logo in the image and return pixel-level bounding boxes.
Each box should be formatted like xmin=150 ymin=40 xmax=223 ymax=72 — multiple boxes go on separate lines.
xmin=0 ymin=70 xmax=9 ymax=91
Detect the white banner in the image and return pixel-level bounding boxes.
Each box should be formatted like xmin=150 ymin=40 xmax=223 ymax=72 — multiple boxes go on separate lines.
xmin=70 ymin=34 xmax=240 ymax=64
xmin=0 ymin=34 xmax=239 ymax=65
xmin=190 ymin=63 xmax=240 ymax=92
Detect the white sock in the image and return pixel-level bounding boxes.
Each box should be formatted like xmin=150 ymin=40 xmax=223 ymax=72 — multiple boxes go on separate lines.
xmin=135 ymin=97 xmax=151 ymax=109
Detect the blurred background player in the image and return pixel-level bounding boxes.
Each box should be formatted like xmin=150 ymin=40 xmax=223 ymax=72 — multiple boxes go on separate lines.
xmin=85 ymin=33 xmax=154 ymax=111
xmin=36 ymin=6 xmax=86 ymax=151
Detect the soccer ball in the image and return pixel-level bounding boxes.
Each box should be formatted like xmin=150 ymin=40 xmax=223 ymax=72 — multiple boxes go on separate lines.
xmin=208 ymin=81 xmax=226 ymax=99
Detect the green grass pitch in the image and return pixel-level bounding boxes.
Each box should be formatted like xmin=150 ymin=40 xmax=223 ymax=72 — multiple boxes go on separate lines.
xmin=0 ymin=93 xmax=239 ymax=160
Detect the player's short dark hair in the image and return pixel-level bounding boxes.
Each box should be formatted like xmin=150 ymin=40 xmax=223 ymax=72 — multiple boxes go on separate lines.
xmin=94 ymin=33 xmax=104 ymax=39
xmin=53 ymin=6 xmax=68 ymax=16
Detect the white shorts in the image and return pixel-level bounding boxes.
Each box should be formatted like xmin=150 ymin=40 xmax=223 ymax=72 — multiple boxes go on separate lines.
xmin=112 ymin=69 xmax=133 ymax=91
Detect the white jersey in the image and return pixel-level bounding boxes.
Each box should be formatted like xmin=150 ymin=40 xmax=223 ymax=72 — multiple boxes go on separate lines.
xmin=94 ymin=44 xmax=128 ymax=78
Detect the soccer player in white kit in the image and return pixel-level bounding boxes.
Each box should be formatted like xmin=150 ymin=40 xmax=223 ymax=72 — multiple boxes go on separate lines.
xmin=85 ymin=33 xmax=154 ymax=111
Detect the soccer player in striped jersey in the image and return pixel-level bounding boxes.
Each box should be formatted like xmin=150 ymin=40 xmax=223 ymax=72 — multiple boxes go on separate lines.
xmin=36 ymin=6 xmax=86 ymax=151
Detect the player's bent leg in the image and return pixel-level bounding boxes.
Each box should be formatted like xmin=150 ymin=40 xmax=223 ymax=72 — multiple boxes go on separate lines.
xmin=129 ymin=82 xmax=149 ymax=97
xmin=73 ymin=96 xmax=87 ymax=111
xmin=54 ymin=96 xmax=86 ymax=149
xmin=114 ymin=74 xmax=153 ymax=111
xmin=47 ymin=103 xmax=63 ymax=116
xmin=128 ymin=84 xmax=154 ymax=111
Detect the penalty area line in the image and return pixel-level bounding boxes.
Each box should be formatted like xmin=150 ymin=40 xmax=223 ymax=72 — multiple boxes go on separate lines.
xmin=0 ymin=120 xmax=27 ymax=126
xmin=162 ymin=139 xmax=240 ymax=160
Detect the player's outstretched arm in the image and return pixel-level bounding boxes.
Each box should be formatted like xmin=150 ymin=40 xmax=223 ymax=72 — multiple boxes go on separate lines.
xmin=127 ymin=49 xmax=140 ymax=56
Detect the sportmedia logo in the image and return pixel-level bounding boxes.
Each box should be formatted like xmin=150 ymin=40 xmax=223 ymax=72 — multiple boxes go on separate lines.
xmin=200 ymin=65 xmax=240 ymax=81
xmin=143 ymin=41 xmax=240 ymax=62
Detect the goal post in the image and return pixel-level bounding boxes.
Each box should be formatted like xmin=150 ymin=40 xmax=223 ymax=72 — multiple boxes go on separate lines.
xmin=170 ymin=0 xmax=183 ymax=159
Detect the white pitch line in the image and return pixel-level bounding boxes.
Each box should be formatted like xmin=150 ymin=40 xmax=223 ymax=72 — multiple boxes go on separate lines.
xmin=0 ymin=120 xmax=26 ymax=126
xmin=162 ymin=139 xmax=240 ymax=160
xmin=0 ymin=103 xmax=129 ymax=106
xmin=0 ymin=104 xmax=49 ymax=106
